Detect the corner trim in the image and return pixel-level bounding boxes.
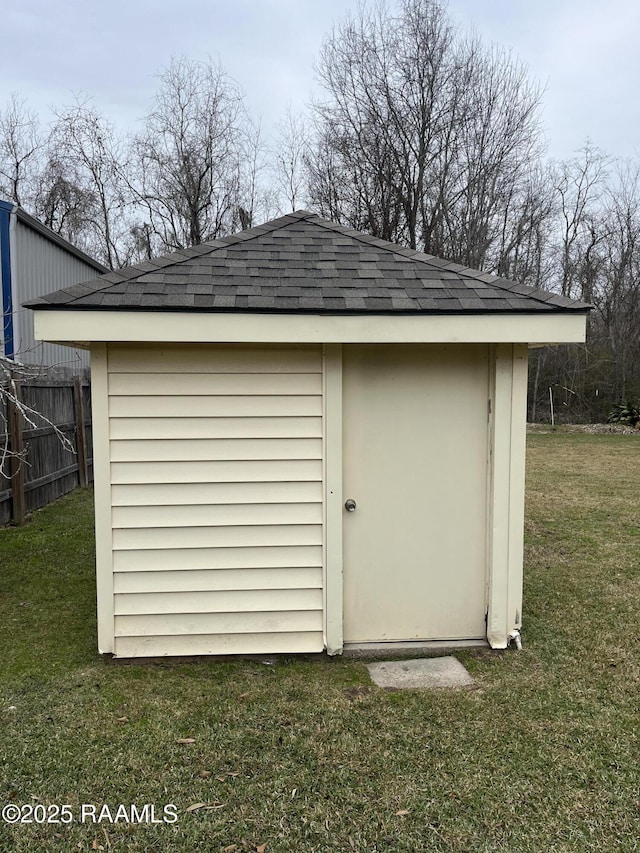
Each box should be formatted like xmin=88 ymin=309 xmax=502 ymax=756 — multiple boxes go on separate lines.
xmin=323 ymin=344 xmax=343 ymax=655
xmin=486 ymin=344 xmax=528 ymax=648
xmin=0 ymin=200 xmax=15 ymax=358
xmin=91 ymin=343 xmax=115 ymax=653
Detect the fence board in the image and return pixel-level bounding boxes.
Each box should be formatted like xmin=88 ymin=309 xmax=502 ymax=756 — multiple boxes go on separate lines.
xmin=1 ymin=374 xmax=93 ymax=523
xmin=0 ymin=393 xmax=11 ymax=525
xmin=74 ymin=377 xmax=88 ymax=487
xmin=8 ymin=380 xmax=26 ymax=525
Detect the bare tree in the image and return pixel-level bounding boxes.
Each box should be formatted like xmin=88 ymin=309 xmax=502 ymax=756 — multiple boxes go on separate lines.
xmin=445 ymin=41 xmax=545 ymax=269
xmin=131 ymin=57 xmax=248 ymax=251
xmin=493 ymin=161 xmax=557 ymax=289
xmin=528 ymin=150 xmax=640 ymax=422
xmin=35 ymin=156 xmax=99 ymax=249
xmin=236 ymin=117 xmax=274 ymax=230
xmin=0 ymin=94 xmax=43 ymax=208
xmin=307 ymin=0 xmax=544 ymax=266
xmin=527 ymin=146 xmax=609 ymax=422
xmin=36 ymin=99 xmax=132 ymax=268
xmin=309 ymin=0 xmax=442 ymax=244
xmin=597 ymin=162 xmax=640 ymax=401
xmin=554 ymin=142 xmax=608 ymax=300
xmin=271 ymin=107 xmax=310 ymax=212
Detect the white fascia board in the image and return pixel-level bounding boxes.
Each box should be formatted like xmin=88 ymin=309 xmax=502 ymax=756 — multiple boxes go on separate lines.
xmin=33 ymin=309 xmax=588 ymax=346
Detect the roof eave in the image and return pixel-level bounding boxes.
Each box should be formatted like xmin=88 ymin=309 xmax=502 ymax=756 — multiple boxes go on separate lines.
xmin=26 ymin=301 xmax=592 ymax=316
xmin=31 ymin=307 xmax=589 ymax=346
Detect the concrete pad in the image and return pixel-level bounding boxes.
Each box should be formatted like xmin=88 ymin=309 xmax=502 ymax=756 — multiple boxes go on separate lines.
xmin=366 ymin=656 xmax=474 ymax=690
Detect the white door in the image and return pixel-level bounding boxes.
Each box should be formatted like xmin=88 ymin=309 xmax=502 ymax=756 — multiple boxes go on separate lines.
xmin=342 ymin=344 xmax=489 ymax=644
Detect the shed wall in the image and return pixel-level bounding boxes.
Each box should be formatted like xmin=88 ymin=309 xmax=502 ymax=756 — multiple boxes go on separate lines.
xmin=105 ymin=344 xmax=324 ymax=657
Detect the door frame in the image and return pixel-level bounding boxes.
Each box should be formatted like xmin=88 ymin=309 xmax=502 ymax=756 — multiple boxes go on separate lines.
xmin=322 ymin=344 xmax=344 ymax=654
xmin=321 ymin=342 xmax=529 ymax=654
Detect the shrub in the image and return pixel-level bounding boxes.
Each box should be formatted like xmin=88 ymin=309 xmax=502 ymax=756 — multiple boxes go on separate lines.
xmin=607 ymin=401 xmax=640 ymax=427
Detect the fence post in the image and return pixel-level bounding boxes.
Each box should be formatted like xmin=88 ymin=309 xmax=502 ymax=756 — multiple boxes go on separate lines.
xmin=7 ymin=376 xmax=26 ymax=525
xmin=73 ymin=376 xmax=88 ymax=488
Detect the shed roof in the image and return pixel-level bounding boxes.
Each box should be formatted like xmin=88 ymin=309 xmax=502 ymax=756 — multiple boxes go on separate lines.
xmin=26 ymin=211 xmax=589 ymax=315
xmin=0 ymin=200 xmax=108 ymax=274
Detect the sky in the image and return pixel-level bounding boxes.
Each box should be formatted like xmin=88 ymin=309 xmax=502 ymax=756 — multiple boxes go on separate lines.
xmin=1 ymin=0 xmax=639 ymax=163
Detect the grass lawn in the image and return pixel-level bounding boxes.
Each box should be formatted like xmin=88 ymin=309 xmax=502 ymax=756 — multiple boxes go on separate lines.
xmin=0 ymin=432 xmax=639 ymax=852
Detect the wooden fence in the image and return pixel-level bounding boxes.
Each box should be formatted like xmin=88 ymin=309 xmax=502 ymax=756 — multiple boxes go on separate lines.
xmin=0 ymin=377 xmax=92 ymax=525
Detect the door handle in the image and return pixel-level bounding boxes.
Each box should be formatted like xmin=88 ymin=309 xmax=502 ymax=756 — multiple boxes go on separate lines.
xmin=345 ymin=499 xmax=356 ymax=512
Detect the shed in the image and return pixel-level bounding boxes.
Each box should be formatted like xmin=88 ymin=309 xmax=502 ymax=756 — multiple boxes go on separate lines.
xmin=27 ymin=211 xmax=588 ymax=658
xmin=1 ymin=200 xmax=107 ymax=369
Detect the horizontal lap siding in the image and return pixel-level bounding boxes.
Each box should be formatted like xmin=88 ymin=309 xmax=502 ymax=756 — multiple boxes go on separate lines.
xmin=113 ymin=567 xmax=323 ymax=593
xmin=109 ymin=395 xmax=322 ymax=418
xmin=114 ymin=588 xmax=323 ymax=616
xmin=112 ymin=524 xmax=323 ymax=550
xmin=108 ymin=344 xmax=324 ymax=657
xmin=108 ymin=373 xmax=322 ymax=396
xmin=113 ymin=545 xmax=322 ymax=571
xmin=115 ymin=611 xmax=323 ymax=636
xmin=110 ymin=437 xmax=322 ymax=462
xmin=111 ymin=459 xmax=322 ymax=484
xmin=110 ymin=416 xmax=322 ymax=439
xmin=114 ymin=632 xmax=321 ymax=658
xmin=112 ymin=502 xmax=323 ymax=528
xmin=111 ymin=481 xmax=322 ymax=506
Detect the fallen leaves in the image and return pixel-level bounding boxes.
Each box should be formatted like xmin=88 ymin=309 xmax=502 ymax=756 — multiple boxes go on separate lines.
xmin=185 ymin=803 xmax=207 ymax=813
xmin=185 ymin=802 xmax=225 ymax=812
xmin=215 ymin=770 xmax=240 ymax=782
xmin=91 ymin=830 xmax=111 ymax=850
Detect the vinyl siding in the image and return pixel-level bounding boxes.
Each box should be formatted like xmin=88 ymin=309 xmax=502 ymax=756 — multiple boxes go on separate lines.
xmin=113 ymin=632 xmax=321 ymax=658
xmin=107 ymin=344 xmax=324 ymax=657
xmin=113 ymin=545 xmax=321 ymax=572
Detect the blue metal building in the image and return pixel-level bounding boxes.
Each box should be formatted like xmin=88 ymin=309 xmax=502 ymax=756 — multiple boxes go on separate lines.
xmin=0 ymin=200 xmax=106 ymax=369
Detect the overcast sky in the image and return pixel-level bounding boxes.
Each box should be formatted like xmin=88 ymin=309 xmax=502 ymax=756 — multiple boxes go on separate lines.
xmin=2 ymin=0 xmax=639 ymax=163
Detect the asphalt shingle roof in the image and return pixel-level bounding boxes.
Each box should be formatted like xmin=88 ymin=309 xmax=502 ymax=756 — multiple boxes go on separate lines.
xmin=26 ymin=211 xmax=590 ymax=314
